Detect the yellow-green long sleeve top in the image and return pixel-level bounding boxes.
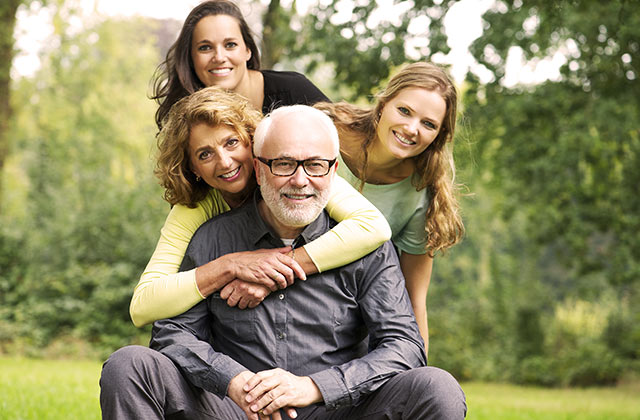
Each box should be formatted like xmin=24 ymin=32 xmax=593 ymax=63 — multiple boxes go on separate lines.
xmin=129 ymin=175 xmax=391 ymax=327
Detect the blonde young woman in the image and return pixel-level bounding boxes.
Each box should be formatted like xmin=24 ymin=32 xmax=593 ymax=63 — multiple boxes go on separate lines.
xmin=316 ymin=62 xmax=464 ymax=352
xmin=130 ymin=87 xmax=391 ymax=327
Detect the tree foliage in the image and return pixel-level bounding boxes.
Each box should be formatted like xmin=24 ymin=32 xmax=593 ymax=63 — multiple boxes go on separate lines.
xmin=1 ymin=11 xmax=167 ymax=355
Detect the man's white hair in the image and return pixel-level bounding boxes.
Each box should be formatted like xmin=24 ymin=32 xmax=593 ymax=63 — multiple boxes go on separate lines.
xmin=253 ymin=105 xmax=340 ymax=156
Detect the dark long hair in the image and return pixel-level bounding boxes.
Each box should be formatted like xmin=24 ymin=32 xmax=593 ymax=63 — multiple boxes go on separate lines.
xmin=151 ymin=0 xmax=261 ymax=130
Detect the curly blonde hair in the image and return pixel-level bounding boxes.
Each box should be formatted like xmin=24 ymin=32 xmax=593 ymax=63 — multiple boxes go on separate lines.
xmin=155 ymin=86 xmax=263 ymax=207
xmin=315 ymin=62 xmax=464 ymax=255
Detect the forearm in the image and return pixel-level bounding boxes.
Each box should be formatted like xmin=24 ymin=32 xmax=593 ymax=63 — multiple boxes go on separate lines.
xmin=131 ymin=201 xmax=213 ymax=326
xmin=400 ymin=252 xmax=433 ymax=354
xmin=194 ymin=254 xmax=240 ymax=297
xmin=150 ymin=302 xmax=247 ymax=398
xmin=130 ymin=269 xmax=203 ymax=327
xmin=286 ymin=246 xmax=317 ymax=275
xmin=304 ymin=176 xmax=391 ymax=272
xmin=309 ymin=337 xmax=425 ymax=410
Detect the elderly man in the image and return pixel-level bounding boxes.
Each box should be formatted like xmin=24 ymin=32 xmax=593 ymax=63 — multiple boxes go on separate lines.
xmin=100 ymin=105 xmax=466 ymax=419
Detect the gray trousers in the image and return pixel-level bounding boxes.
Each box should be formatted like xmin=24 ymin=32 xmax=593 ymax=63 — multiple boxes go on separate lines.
xmin=100 ymin=345 xmax=466 ymax=420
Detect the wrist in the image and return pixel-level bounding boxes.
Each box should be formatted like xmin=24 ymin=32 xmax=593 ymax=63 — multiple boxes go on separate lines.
xmin=196 ymin=255 xmax=236 ymax=297
xmin=228 ymin=370 xmax=253 ymax=396
xmin=304 ymin=376 xmax=323 ymax=404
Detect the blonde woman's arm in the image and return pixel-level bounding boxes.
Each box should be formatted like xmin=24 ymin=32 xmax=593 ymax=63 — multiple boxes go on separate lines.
xmin=129 ymin=200 xmax=216 ymax=327
xmin=302 ymin=176 xmax=392 ymax=272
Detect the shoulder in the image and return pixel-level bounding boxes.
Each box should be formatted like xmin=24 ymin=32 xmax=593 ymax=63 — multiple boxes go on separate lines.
xmin=190 ymin=204 xmax=250 ymax=244
xmin=333 ymin=240 xmax=402 ymax=295
xmin=261 ymin=70 xmax=329 ymax=110
xmin=262 ymin=69 xmax=314 ymax=87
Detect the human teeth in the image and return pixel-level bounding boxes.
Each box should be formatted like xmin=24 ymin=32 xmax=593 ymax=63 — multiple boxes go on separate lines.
xmin=220 ymin=167 xmax=240 ymax=179
xmin=210 ymin=68 xmax=231 ymax=75
xmin=285 ymin=194 xmax=310 ymax=199
xmin=395 ymin=132 xmax=415 ymax=145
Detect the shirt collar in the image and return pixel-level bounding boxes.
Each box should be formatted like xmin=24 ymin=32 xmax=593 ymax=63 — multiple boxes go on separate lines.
xmin=245 ymin=188 xmax=331 ymax=249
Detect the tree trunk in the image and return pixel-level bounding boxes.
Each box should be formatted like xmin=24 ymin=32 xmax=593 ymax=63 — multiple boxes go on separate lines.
xmin=0 ymin=0 xmax=21 ymax=213
xmin=261 ymin=0 xmax=282 ymax=69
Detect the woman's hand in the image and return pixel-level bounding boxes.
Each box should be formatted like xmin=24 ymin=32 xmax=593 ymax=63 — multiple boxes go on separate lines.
xmin=195 ymin=247 xmax=306 ymax=301
xmin=214 ymin=247 xmax=306 ymax=308
xmin=225 ymin=247 xmax=306 ymax=290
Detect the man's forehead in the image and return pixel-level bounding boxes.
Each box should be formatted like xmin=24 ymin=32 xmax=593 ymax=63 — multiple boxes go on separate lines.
xmin=263 ymin=115 xmax=333 ymax=157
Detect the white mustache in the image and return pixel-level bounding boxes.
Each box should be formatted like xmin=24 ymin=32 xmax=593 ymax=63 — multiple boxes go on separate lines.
xmin=280 ymin=188 xmax=317 ymax=196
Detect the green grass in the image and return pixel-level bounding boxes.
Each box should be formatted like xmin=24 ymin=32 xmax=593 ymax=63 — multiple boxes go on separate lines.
xmin=1 ymin=357 xmax=639 ymax=419
xmin=0 ymin=358 xmax=102 ymax=420
xmin=464 ymin=381 xmax=640 ymax=420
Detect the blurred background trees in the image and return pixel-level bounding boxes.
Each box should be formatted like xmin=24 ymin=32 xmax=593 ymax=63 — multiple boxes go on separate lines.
xmin=1 ymin=0 xmax=638 ymax=386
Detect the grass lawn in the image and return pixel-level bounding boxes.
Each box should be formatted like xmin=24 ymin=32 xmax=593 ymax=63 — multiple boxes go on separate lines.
xmin=0 ymin=357 xmax=102 ymax=420
xmin=463 ymin=381 xmax=640 ymax=420
xmin=1 ymin=357 xmax=639 ymax=419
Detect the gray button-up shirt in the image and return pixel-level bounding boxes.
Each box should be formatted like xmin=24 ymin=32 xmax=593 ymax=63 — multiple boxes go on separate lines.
xmin=150 ymin=194 xmax=427 ymax=410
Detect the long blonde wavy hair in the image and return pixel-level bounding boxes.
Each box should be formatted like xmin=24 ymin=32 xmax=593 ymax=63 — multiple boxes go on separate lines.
xmin=316 ymin=62 xmax=464 ymax=255
xmin=155 ymin=86 xmax=262 ymax=207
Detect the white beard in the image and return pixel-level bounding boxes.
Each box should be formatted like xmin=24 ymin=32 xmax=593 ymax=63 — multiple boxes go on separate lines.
xmin=259 ymin=172 xmax=330 ymax=227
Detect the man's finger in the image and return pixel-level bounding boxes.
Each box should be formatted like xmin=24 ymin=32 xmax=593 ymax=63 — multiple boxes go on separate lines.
xmin=244 ymin=370 xmax=275 ymax=393
xmin=219 ymin=284 xmax=233 ymax=300
xmin=237 ymin=296 xmax=249 ymax=310
xmin=252 ymin=388 xmax=286 ymax=413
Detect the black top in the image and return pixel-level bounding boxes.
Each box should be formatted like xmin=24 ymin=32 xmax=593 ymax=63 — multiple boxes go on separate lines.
xmin=261 ymin=70 xmax=330 ymax=114
xmin=150 ymin=192 xmax=426 ymax=409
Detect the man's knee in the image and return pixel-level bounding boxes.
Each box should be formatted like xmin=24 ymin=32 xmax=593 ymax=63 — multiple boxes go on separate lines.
xmin=400 ymin=367 xmax=467 ymax=418
xmin=408 ymin=366 xmax=462 ymax=392
xmin=100 ymin=345 xmax=161 ymax=391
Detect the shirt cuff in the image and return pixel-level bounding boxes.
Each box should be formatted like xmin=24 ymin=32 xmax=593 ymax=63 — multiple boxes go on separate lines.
xmin=308 ymin=368 xmax=351 ymax=410
xmin=209 ymin=356 xmax=248 ymax=398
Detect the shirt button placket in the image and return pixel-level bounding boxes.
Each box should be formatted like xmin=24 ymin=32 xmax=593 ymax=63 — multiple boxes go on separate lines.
xmin=275 ymin=290 xmax=287 ymax=368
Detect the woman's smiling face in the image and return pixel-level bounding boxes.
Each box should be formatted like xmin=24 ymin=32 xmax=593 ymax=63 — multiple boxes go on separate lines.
xmin=376 ymin=87 xmax=447 ymax=160
xmin=190 ymin=14 xmax=252 ymax=91
xmin=188 ymin=123 xmax=254 ymax=196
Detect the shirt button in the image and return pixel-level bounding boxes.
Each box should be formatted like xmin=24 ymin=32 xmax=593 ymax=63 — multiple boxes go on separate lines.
xmin=277 ymin=332 xmax=286 ymax=339
xmin=278 ymin=293 xmax=285 ymax=300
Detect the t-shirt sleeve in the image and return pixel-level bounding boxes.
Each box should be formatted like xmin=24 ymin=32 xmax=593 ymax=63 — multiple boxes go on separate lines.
xmin=393 ymin=192 xmax=429 ymax=255
xmin=303 ymin=176 xmax=391 ymax=272
xmin=129 ymin=191 xmax=230 ymax=327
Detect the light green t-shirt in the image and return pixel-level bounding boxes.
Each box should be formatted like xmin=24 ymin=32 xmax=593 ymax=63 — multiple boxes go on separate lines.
xmin=337 ymin=154 xmax=429 ymax=255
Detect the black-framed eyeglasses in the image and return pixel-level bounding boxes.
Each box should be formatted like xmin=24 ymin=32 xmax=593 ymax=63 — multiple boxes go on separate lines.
xmin=257 ymin=157 xmax=337 ymax=177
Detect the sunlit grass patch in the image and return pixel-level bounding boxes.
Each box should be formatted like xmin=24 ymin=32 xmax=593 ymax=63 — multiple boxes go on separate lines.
xmin=464 ymin=381 xmax=640 ymax=420
xmin=0 ymin=357 xmax=102 ymax=420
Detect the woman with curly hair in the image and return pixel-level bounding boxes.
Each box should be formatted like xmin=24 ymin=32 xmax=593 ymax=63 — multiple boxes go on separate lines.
xmin=130 ymin=87 xmax=391 ymax=327
xmin=316 ymin=62 xmax=465 ymax=352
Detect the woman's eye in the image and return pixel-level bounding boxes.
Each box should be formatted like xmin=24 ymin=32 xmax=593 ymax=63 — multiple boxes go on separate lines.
xmin=225 ymin=41 xmax=238 ymax=49
xmin=197 ymin=44 xmax=211 ymax=52
xmin=422 ymin=120 xmax=436 ymax=129
xmin=198 ymin=151 xmax=211 ymax=160
xmin=397 ymin=106 xmax=410 ymax=115
xmin=226 ymin=138 xmax=239 ymax=147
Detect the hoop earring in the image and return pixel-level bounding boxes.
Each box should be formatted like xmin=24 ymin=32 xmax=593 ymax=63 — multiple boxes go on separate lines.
xmin=195 ymin=175 xmax=201 ymax=182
